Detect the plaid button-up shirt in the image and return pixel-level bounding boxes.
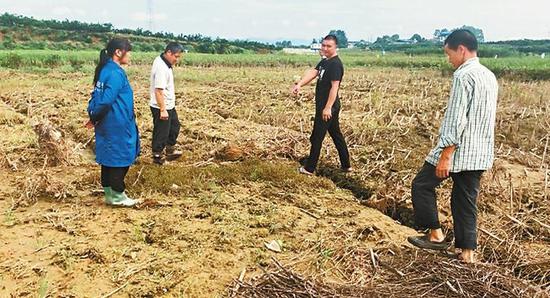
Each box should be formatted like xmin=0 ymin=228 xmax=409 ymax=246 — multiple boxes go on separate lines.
xmin=426 ymin=57 xmax=499 ymax=172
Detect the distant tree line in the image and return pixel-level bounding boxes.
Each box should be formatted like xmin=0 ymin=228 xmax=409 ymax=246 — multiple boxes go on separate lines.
xmin=0 ymin=13 xmax=114 ymax=32
xmin=360 ymin=25 xmax=549 ymax=57
xmin=0 ymin=13 xmax=276 ymax=53
xmin=2 ymin=13 xmax=549 ymax=57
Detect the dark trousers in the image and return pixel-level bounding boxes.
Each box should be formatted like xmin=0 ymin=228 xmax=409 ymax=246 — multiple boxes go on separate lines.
xmin=101 ymin=165 xmax=130 ymax=193
xmin=411 ymin=162 xmax=484 ymax=249
xmin=305 ymin=109 xmax=351 ymax=172
xmin=150 ymin=107 xmax=181 ymax=154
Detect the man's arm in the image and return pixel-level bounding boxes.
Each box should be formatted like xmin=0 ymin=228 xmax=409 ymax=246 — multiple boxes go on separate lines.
xmin=322 ymin=80 xmax=340 ymax=121
xmin=154 ymin=88 xmax=169 ymax=120
xmin=435 ymin=76 xmax=470 ymax=178
xmin=291 ymin=68 xmax=319 ymax=95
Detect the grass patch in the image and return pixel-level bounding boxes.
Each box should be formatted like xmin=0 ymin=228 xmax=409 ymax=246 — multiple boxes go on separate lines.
xmin=1 ymin=50 xmax=549 ymax=81
xmin=37 ymin=277 xmax=49 ymax=298
xmin=0 ymin=105 xmax=25 ymax=125
xmin=3 ymin=209 xmax=16 ymax=227
xmin=129 ymin=159 xmax=334 ymax=196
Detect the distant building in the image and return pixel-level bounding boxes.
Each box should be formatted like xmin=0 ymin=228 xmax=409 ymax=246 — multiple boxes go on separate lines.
xmin=310 ymin=43 xmax=321 ymax=51
xmin=283 ymin=48 xmax=318 ymax=55
xmin=393 ymin=39 xmax=414 ymax=45
xmin=348 ymin=41 xmax=358 ymax=49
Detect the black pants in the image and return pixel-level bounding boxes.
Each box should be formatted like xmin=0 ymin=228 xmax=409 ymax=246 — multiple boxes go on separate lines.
xmin=101 ymin=165 xmax=130 ymax=193
xmin=305 ymin=109 xmax=351 ymax=172
xmin=150 ymin=107 xmax=181 ymax=154
xmin=411 ymin=162 xmax=484 ymax=249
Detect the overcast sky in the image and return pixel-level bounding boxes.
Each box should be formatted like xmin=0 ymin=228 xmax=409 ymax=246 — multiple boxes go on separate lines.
xmin=1 ymin=0 xmax=549 ymax=43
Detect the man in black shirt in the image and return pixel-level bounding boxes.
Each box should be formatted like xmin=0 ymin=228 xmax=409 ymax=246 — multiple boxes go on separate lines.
xmin=292 ymin=34 xmax=352 ymax=175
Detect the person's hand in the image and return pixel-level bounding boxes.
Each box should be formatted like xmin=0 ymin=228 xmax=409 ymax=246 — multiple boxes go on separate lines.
xmin=160 ymin=109 xmax=169 ymax=120
xmin=436 ymin=156 xmax=452 ymax=179
xmin=84 ymin=120 xmax=94 ymax=129
xmin=322 ymin=108 xmax=332 ymax=122
xmin=291 ymin=84 xmax=301 ymax=96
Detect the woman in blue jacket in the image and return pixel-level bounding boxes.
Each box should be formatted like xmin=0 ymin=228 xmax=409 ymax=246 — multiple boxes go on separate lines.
xmin=87 ymin=38 xmax=140 ymax=207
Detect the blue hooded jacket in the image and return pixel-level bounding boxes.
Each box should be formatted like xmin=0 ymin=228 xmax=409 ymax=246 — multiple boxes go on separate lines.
xmin=87 ymin=59 xmax=140 ymax=167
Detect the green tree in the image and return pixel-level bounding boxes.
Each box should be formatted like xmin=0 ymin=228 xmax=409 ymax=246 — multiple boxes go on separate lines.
xmin=0 ymin=12 xmax=278 ymax=53
xmin=434 ymin=28 xmax=450 ymax=40
xmin=275 ymin=40 xmax=292 ymax=48
xmin=328 ymin=29 xmax=348 ymax=48
xmin=411 ymin=34 xmax=425 ymax=43
xmin=354 ymin=40 xmax=369 ymax=49
xmin=374 ymin=35 xmax=391 ymax=47
xmin=458 ymin=25 xmax=485 ymax=43
xmin=2 ymin=36 xmax=15 ymax=49
xmin=434 ymin=26 xmax=484 ymax=43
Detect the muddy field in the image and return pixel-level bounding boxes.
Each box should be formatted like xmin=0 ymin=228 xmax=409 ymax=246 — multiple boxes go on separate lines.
xmin=0 ymin=63 xmax=548 ymax=297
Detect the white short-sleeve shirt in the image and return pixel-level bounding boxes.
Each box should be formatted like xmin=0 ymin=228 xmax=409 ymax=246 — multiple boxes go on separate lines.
xmin=149 ymin=55 xmax=176 ymax=110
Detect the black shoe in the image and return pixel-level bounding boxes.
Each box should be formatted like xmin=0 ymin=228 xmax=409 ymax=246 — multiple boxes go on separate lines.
xmin=407 ymin=235 xmax=451 ymax=251
xmin=165 ymin=146 xmax=183 ymax=161
xmin=153 ymin=153 xmax=165 ymax=165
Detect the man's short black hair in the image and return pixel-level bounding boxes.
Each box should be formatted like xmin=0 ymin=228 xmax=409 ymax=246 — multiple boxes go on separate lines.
xmin=165 ymin=42 xmax=184 ymax=54
xmin=444 ymin=29 xmax=478 ymax=51
xmin=323 ymin=34 xmax=338 ymax=45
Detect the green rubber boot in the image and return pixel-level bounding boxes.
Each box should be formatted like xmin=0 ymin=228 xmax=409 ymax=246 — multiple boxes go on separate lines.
xmin=110 ymin=190 xmax=137 ymax=207
xmin=103 ymin=187 xmax=113 ymax=205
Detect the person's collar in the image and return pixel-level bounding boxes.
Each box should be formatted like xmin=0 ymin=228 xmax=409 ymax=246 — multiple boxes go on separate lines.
xmin=160 ymin=53 xmax=172 ymax=68
xmin=465 ymin=57 xmax=479 ymax=64
xmin=108 ymin=58 xmax=121 ymax=68
xmin=456 ymin=57 xmax=478 ymax=71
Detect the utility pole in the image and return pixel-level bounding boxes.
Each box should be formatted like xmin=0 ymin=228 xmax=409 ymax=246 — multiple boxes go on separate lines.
xmin=147 ymin=0 xmax=154 ymax=32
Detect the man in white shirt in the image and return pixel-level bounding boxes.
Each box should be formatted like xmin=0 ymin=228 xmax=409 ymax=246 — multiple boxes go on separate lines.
xmin=150 ymin=42 xmax=183 ymax=165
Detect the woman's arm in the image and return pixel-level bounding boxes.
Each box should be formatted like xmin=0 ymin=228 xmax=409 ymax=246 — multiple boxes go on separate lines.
xmin=88 ymin=72 xmax=123 ymax=123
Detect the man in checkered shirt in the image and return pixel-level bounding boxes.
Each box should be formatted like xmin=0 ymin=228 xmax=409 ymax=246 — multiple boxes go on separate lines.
xmin=407 ymin=29 xmax=499 ymax=263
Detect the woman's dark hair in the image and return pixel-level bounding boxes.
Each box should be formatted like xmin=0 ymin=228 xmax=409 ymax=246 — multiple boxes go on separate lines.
xmin=93 ymin=38 xmax=132 ymax=85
